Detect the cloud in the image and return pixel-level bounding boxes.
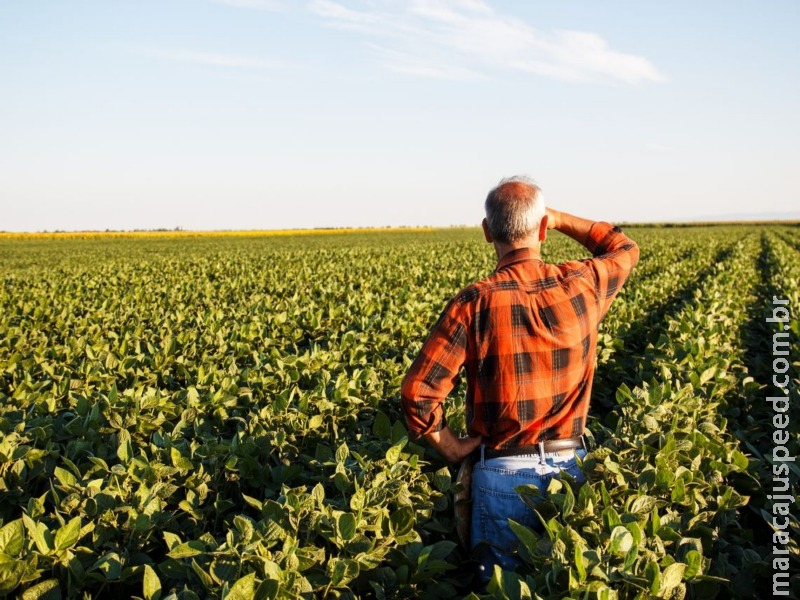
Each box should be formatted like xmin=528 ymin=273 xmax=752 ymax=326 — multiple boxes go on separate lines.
xmin=138 ymin=48 xmax=291 ymax=69
xmin=211 ymin=0 xmax=284 ymax=10
xmin=367 ymin=43 xmax=485 ymax=81
xmin=308 ymin=0 xmax=666 ymax=84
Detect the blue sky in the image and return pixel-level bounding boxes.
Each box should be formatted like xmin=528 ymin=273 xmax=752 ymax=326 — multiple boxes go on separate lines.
xmin=1 ymin=0 xmax=798 ymax=231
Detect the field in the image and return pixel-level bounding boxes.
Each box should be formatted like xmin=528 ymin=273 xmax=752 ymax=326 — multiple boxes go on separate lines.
xmin=0 ymin=225 xmax=798 ymax=599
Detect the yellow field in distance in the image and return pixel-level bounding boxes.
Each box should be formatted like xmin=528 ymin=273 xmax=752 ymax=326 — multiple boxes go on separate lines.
xmin=0 ymin=227 xmax=437 ymax=240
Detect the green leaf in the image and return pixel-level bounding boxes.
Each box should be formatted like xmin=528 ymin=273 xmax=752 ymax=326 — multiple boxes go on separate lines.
xmin=602 ymin=507 xmax=621 ymax=531
xmin=0 ymin=554 xmax=26 ymax=595
xmin=628 ymin=495 xmax=658 ymax=515
xmin=433 ymin=467 xmax=451 ymax=492
xmin=349 ymin=487 xmax=365 ymax=512
xmin=327 ymin=558 xmax=359 ymax=586
xmin=599 ymin=481 xmax=612 ymax=507
xmin=622 ymin=543 xmax=639 ymax=570
xmin=509 ymin=520 xmax=539 ymax=561
xmin=163 ymin=531 xmax=182 ymax=550
xmin=91 ymin=552 xmax=122 ymax=580
xmin=337 ymin=512 xmax=357 ymax=542
xmin=574 ymin=545 xmax=587 ymax=583
xmin=212 ymin=557 xmax=240 ymax=585
xmin=424 ymin=541 xmax=457 ymax=562
xmin=167 ymin=541 xmax=206 ymax=559
xmin=391 ymin=420 xmax=407 ymax=443
xmin=730 ymin=450 xmax=749 ymax=471
xmin=0 ymin=519 xmax=24 ymax=557
xmin=699 ymin=366 xmax=716 ymax=385
xmin=143 ymin=564 xmax=161 ymax=600
xmin=191 ymin=560 xmax=215 ymax=590
xmin=660 ymin=562 xmax=686 ymax=592
xmin=684 ymin=550 xmax=702 ymax=579
xmin=117 ymin=430 xmax=132 ymax=463
xmin=608 ymin=526 xmax=633 ymax=556
xmin=224 ymin=572 xmax=257 ymax=600
xmin=333 ymin=472 xmax=350 ymax=494
xmin=54 ymin=517 xmax=81 ymax=551
xmin=577 ymin=482 xmax=596 ymax=512
xmin=335 ymin=442 xmax=349 ymax=464
xmin=626 ymin=521 xmax=643 ymax=547
xmin=486 ymin=564 xmax=530 ymax=599
xmin=649 ymin=507 xmax=661 ymax=535
xmin=372 ymin=411 xmax=391 ymax=440
xmin=656 ymin=468 xmax=673 ymax=488
xmin=170 ymin=447 xmax=193 ymax=471
xmin=20 ymin=579 xmax=61 ymax=600
xmin=233 ymin=515 xmax=255 ymax=543
xmin=53 ymin=466 xmax=77 ymax=487
xmin=312 ymin=483 xmax=326 ymax=507
xmin=671 ymin=477 xmax=686 ymax=503
xmin=389 ymin=507 xmax=414 ymax=536
xmin=562 ymin=482 xmax=575 ymax=517
xmin=645 ymin=560 xmax=661 ymax=595
xmin=241 ymin=495 xmax=263 ymax=512
xmin=385 ymin=439 xmax=407 ymax=465
xmin=23 ymin=516 xmax=53 ymax=555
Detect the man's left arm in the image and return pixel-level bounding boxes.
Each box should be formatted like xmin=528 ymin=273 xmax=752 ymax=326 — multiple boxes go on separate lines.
xmin=400 ymin=300 xmax=482 ymax=463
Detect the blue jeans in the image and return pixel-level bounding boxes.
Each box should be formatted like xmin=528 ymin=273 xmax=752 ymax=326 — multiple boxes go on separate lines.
xmin=470 ymin=447 xmax=587 ymax=584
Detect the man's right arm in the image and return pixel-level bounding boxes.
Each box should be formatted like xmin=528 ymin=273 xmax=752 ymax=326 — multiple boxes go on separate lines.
xmin=546 ymin=208 xmax=640 ymax=318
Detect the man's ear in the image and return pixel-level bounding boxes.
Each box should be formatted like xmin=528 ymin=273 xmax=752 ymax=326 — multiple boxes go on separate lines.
xmin=481 ymin=218 xmax=492 ymax=243
xmin=538 ymin=215 xmax=548 ymax=242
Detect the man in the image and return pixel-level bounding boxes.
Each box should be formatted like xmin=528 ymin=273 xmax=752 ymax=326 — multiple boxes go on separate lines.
xmin=400 ymin=176 xmax=639 ymax=582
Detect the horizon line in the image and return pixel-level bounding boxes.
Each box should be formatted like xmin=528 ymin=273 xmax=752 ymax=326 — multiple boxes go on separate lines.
xmin=2 ymin=219 xmax=799 ymax=238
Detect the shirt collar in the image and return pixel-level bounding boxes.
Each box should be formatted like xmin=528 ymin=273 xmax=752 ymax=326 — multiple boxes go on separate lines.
xmin=495 ymin=247 xmax=543 ymax=271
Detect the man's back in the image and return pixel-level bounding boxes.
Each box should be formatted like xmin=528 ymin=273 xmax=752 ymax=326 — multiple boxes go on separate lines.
xmin=401 ymin=221 xmax=639 ymax=449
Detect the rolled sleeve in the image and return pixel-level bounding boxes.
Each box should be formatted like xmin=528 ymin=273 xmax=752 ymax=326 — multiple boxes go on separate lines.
xmin=400 ymin=300 xmax=468 ymax=439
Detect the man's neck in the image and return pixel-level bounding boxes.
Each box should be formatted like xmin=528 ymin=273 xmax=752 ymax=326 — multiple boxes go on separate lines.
xmin=494 ymin=239 xmax=541 ymax=262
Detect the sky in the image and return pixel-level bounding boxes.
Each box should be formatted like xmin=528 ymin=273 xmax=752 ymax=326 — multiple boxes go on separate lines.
xmin=1 ymin=0 xmax=798 ymax=231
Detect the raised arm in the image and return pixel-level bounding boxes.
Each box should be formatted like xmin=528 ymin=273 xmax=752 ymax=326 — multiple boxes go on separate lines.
xmin=545 ymin=208 xmax=598 ymax=249
xmin=546 ymin=207 xmax=640 ymax=318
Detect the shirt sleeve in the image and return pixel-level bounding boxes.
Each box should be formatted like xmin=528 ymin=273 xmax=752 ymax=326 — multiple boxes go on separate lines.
xmin=579 ymin=222 xmax=640 ymax=320
xmin=400 ymin=298 xmax=468 ymax=439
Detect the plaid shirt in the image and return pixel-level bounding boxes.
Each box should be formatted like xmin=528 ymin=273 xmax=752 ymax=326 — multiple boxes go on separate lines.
xmin=401 ymin=222 xmax=639 ymax=449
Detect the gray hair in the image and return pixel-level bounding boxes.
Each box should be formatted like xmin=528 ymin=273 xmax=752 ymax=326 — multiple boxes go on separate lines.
xmin=484 ymin=175 xmax=546 ymax=244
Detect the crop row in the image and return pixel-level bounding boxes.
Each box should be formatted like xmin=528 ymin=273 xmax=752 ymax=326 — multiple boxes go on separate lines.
xmin=591 ymin=232 xmax=732 ymax=417
xmin=721 ymin=231 xmax=800 ymax=593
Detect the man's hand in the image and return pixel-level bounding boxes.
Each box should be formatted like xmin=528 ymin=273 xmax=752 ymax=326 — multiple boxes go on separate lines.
xmin=424 ymin=427 xmax=483 ymax=463
xmin=545 ymin=207 xmax=596 ymax=249
xmin=545 ymin=207 xmax=560 ymax=230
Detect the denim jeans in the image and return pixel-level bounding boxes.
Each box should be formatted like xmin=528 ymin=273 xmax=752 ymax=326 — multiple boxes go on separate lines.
xmin=470 ymin=446 xmax=587 ymax=584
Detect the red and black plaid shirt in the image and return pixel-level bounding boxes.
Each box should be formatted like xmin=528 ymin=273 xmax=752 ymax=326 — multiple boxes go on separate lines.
xmin=401 ymin=222 xmax=639 ymax=449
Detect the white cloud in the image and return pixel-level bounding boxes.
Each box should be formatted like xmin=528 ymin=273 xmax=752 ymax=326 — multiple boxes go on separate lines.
xmin=211 ymin=0 xmax=284 ymax=10
xmin=309 ymin=0 xmax=382 ymax=31
xmin=308 ymin=0 xmax=666 ymax=84
xmin=367 ymin=43 xmax=485 ymax=81
xmin=138 ymin=48 xmax=291 ymax=69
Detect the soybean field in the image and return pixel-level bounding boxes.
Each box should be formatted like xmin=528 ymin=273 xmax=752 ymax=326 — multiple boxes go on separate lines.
xmin=0 ymin=225 xmax=798 ymax=599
